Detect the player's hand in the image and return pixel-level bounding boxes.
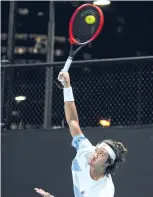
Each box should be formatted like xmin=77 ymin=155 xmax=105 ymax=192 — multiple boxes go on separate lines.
xmin=58 ymin=71 xmax=71 ymax=88
xmin=34 ymin=188 xmax=54 ymax=197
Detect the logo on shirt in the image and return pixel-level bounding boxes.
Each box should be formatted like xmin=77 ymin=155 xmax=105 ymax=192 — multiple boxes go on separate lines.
xmin=81 ymin=191 xmax=85 ymax=195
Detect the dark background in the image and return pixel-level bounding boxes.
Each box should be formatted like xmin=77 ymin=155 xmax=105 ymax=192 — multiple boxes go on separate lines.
xmin=1 ymin=1 xmax=153 ymax=63
xmin=2 ymin=127 xmax=153 ymax=197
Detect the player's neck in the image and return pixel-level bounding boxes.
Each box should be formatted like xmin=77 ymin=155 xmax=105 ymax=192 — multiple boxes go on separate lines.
xmin=90 ymin=166 xmax=105 ymax=181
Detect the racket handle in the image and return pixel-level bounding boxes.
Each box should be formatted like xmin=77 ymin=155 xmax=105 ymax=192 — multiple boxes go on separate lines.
xmin=62 ymin=57 xmax=73 ymax=72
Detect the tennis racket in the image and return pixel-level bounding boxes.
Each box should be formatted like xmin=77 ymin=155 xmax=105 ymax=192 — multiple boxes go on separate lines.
xmin=56 ymin=3 xmax=104 ymax=87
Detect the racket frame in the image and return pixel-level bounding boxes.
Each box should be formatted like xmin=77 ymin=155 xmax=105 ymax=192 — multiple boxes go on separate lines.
xmin=69 ymin=3 xmax=104 ymax=45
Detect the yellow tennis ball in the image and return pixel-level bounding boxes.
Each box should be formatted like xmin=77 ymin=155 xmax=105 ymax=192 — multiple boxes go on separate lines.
xmin=85 ymin=15 xmax=96 ymax=24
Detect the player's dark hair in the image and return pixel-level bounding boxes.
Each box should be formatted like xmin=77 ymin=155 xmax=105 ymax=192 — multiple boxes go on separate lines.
xmin=97 ymin=140 xmax=127 ymax=176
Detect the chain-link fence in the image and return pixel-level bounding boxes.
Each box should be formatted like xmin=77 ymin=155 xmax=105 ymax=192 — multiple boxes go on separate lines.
xmin=2 ymin=56 xmax=153 ymax=130
xmin=2 ymin=65 xmax=46 ymax=130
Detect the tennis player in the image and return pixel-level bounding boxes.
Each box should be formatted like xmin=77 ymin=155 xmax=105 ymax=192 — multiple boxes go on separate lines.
xmin=35 ymin=71 xmax=127 ymax=197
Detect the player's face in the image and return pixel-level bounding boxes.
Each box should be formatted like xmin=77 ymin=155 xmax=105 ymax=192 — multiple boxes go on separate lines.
xmin=88 ymin=146 xmax=109 ymax=169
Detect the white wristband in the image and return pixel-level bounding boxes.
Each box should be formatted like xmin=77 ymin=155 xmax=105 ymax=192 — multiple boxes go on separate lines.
xmin=63 ymin=87 xmax=74 ymax=102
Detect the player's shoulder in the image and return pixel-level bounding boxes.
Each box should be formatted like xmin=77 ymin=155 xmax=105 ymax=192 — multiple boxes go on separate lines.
xmin=72 ymin=134 xmax=93 ymax=151
xmin=103 ymin=174 xmax=115 ymax=196
xmin=106 ymin=174 xmax=114 ymax=186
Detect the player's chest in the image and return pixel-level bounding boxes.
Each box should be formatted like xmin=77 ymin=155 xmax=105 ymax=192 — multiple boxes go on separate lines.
xmin=74 ymin=169 xmax=102 ymax=197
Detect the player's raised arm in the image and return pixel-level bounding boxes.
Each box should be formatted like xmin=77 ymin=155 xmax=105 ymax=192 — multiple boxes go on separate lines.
xmin=58 ymin=71 xmax=83 ymax=137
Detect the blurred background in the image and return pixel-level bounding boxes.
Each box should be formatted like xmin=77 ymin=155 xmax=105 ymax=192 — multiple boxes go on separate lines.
xmin=1 ymin=1 xmax=153 ymax=197
xmin=1 ymin=1 xmax=153 ymax=63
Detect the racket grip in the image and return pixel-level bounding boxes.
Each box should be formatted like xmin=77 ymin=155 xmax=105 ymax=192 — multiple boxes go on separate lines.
xmin=62 ymin=57 xmax=73 ymax=72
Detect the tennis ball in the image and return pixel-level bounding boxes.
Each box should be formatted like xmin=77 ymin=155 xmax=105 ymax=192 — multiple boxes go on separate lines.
xmin=85 ymin=15 xmax=96 ymax=24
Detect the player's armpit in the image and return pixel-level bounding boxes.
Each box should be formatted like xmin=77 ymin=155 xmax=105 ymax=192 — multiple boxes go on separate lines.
xmin=68 ymin=120 xmax=83 ymax=137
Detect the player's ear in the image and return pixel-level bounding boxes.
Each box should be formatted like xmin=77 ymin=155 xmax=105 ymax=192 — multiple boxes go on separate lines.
xmin=104 ymin=161 xmax=110 ymax=167
xmin=104 ymin=157 xmax=112 ymax=167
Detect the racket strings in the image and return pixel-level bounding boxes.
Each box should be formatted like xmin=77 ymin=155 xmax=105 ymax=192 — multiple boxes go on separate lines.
xmin=72 ymin=6 xmax=101 ymax=43
xmin=73 ymin=21 xmax=99 ymax=41
xmin=73 ymin=13 xmax=99 ymax=41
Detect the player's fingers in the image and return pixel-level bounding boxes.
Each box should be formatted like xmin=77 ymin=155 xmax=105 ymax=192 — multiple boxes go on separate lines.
xmin=58 ymin=72 xmax=64 ymax=81
xmin=35 ymin=189 xmax=47 ymax=195
xmin=59 ymin=70 xmax=69 ymax=77
xmin=35 ymin=188 xmax=41 ymax=192
xmin=34 ymin=188 xmax=53 ymax=197
xmin=58 ymin=73 xmax=67 ymax=82
xmin=35 ymin=191 xmax=46 ymax=196
xmin=34 ymin=188 xmax=44 ymax=191
xmin=46 ymin=192 xmax=54 ymax=197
